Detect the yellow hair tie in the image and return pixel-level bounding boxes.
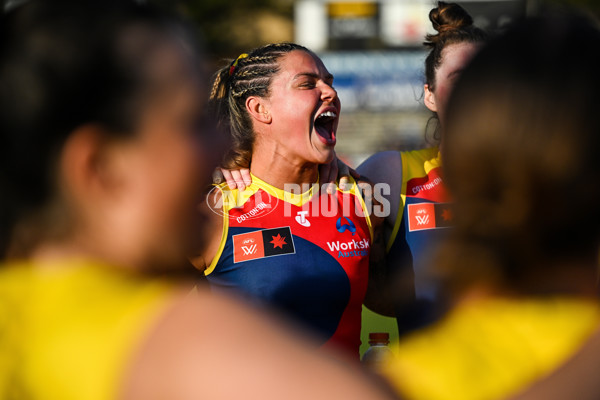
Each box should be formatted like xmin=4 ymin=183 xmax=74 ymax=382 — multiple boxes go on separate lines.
xmin=229 ymin=53 xmax=248 ymax=76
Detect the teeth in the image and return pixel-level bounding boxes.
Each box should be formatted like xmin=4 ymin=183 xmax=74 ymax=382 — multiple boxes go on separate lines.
xmin=317 ymin=111 xmax=337 ymax=119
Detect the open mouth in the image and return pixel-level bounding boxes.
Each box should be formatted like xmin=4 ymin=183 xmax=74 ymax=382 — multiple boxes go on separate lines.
xmin=314 ymin=110 xmax=337 ymax=145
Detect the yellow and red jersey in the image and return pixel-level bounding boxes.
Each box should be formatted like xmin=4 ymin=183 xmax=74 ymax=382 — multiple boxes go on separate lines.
xmin=205 ymin=174 xmax=372 ymax=358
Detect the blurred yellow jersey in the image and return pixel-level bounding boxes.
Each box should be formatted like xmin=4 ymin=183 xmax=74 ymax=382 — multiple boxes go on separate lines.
xmin=0 ymin=259 xmax=174 ymax=400
xmin=382 ymin=296 xmax=600 ymax=400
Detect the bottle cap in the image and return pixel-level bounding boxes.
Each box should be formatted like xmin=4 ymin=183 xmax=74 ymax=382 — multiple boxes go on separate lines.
xmin=368 ymin=332 xmax=390 ymax=344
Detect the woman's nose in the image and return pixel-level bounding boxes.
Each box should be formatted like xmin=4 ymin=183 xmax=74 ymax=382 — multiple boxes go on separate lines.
xmin=320 ymin=83 xmax=337 ymax=102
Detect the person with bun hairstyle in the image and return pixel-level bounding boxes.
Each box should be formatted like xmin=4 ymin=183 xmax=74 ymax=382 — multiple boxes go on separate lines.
xmin=192 ymin=43 xmax=387 ymax=361
xmin=357 ymin=1 xmax=487 ymax=333
xmin=381 ymin=11 xmax=600 ymax=400
xmin=0 ymin=1 xmax=399 ymax=399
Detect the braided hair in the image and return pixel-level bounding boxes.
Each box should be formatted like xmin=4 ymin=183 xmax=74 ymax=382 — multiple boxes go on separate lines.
xmin=209 ymin=43 xmax=310 ymax=169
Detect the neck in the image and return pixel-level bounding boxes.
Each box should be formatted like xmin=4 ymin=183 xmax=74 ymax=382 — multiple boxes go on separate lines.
xmin=250 ymin=142 xmax=319 ymax=190
xmin=24 ymin=220 xmax=146 ymax=273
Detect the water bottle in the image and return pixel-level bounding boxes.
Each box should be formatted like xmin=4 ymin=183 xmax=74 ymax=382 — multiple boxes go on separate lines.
xmin=361 ymin=332 xmax=394 ymax=372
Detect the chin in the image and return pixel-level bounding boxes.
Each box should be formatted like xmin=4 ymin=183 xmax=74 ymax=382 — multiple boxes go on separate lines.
xmin=322 ymin=150 xmax=335 ymax=164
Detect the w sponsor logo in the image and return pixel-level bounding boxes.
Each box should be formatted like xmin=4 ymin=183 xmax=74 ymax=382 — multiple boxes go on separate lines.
xmin=241 ymin=244 xmax=257 ymax=256
xmin=415 ymin=215 xmax=430 ymax=225
xmin=407 ymin=202 xmax=453 ymax=232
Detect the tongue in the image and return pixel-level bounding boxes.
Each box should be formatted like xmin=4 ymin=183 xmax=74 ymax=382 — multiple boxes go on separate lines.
xmin=315 ymin=123 xmax=332 ymax=141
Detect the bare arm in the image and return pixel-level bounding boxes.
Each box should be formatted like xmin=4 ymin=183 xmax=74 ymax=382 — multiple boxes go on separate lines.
xmin=357 ymin=152 xmax=404 ymax=316
xmin=356 ymin=151 xmax=403 ymax=241
xmin=319 ymin=152 xmax=360 ymax=194
xmin=358 ymin=178 xmax=396 ymax=317
xmin=123 ymin=287 xmax=400 ymax=400
xmin=189 ymin=188 xmax=224 ymax=272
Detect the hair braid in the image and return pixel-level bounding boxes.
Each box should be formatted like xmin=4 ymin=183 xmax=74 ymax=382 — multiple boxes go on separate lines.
xmin=208 ymin=42 xmax=310 ymax=169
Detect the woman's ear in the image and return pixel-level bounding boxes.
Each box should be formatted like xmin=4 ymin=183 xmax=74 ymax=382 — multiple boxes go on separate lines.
xmin=59 ymin=124 xmax=127 ymax=209
xmin=424 ymin=84 xmax=438 ymax=113
xmin=246 ymin=96 xmax=272 ymax=124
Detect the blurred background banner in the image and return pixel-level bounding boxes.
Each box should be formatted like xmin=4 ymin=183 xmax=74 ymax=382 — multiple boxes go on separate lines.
xmin=317 ymin=50 xmax=426 ymax=113
xmin=296 ymin=0 xmax=527 ymax=51
xmin=11 ymin=0 xmax=583 ymax=164
xmin=293 ymin=0 xmax=523 ymax=164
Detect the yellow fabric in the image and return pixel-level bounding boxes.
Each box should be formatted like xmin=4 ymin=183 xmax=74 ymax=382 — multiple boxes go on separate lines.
xmin=382 ymin=296 xmax=600 ymax=400
xmin=0 ymin=259 xmax=174 ymax=400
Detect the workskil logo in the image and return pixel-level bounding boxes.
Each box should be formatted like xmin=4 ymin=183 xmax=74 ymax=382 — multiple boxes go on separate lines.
xmin=326 ymin=238 xmax=370 ymax=258
xmin=336 ymin=216 xmax=356 ymax=235
xmin=232 ymin=227 xmax=295 ymax=263
xmin=407 ymin=202 xmax=453 ymax=232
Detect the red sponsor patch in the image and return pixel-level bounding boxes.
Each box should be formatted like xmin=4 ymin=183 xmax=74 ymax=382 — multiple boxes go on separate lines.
xmin=408 ymin=202 xmax=453 ymax=232
xmin=408 ymin=203 xmax=436 ymax=231
xmin=233 ymin=231 xmax=265 ymax=263
xmin=232 ymin=227 xmax=295 ymax=263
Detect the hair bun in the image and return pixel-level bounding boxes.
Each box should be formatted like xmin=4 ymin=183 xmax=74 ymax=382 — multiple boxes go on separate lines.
xmin=430 ymin=1 xmax=473 ymax=32
xmin=426 ymin=1 xmax=473 ymax=46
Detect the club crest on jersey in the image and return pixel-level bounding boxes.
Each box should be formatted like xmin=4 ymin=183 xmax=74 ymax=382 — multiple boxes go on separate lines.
xmin=205 ymin=184 xmax=279 ymax=221
xmin=407 ymin=202 xmax=453 ymax=232
xmin=232 ymin=227 xmax=295 ymax=263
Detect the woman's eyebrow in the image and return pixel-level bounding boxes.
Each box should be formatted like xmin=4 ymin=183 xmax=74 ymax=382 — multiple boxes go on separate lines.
xmin=293 ymin=72 xmax=335 ymax=82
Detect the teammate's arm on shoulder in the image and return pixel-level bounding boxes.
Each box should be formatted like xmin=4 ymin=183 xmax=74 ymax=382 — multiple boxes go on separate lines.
xmin=319 ymin=154 xmax=359 ymax=194
xmin=189 ymin=188 xmax=224 ymax=273
xmin=213 ymin=167 xmax=252 ymax=191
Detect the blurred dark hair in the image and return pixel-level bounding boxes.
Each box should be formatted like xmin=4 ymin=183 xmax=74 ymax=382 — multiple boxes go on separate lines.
xmin=0 ymin=0 xmax=196 ymax=257
xmin=438 ymin=12 xmax=600 ymax=296
xmin=208 ymin=42 xmax=309 ymax=169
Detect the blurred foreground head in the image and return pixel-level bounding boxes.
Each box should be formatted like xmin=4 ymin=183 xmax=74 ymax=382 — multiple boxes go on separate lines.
xmin=439 ymin=12 xmax=600 ymax=296
xmin=0 ymin=0 xmax=220 ymax=269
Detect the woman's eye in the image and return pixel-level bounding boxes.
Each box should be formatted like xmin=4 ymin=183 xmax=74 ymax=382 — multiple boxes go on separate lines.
xmin=300 ymin=82 xmax=316 ymax=88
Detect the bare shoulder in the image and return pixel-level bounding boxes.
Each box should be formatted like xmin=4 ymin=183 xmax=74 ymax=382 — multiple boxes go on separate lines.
xmin=189 ymin=186 xmax=225 ymax=272
xmin=123 ymin=287 xmax=399 ymax=400
xmin=357 ymin=151 xmax=402 ymax=187
xmin=357 ymin=152 xmax=402 ymax=227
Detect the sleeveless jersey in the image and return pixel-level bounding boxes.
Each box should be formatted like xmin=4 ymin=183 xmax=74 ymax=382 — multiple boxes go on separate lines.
xmin=382 ymin=296 xmax=600 ymax=400
xmin=0 ymin=259 xmax=173 ymax=400
xmin=206 ymin=174 xmax=373 ymax=357
xmin=386 ymin=147 xmax=451 ymax=334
